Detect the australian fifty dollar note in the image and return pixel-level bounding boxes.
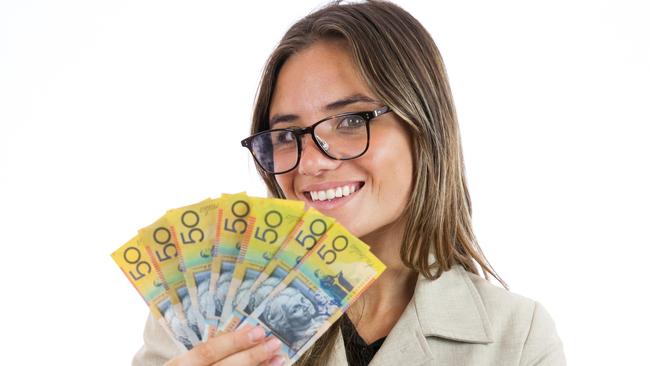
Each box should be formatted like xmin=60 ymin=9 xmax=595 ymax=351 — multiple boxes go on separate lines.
xmin=238 ymin=207 xmax=336 ymax=319
xmin=111 ymin=236 xmax=195 ymax=350
xmin=218 ymin=196 xmax=305 ymax=330
xmin=205 ymin=193 xmax=253 ymax=336
xmin=139 ymin=214 xmax=202 ymax=345
xmin=229 ymin=222 xmax=386 ymax=364
xmin=166 ymin=197 xmax=220 ymax=339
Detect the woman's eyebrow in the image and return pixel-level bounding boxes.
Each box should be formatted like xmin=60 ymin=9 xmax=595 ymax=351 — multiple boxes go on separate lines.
xmin=323 ymin=94 xmax=379 ymax=112
xmin=269 ymin=94 xmax=379 ymax=126
xmin=269 ymin=113 xmax=299 ymax=126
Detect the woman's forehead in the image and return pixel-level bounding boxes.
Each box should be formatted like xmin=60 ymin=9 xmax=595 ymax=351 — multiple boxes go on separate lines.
xmin=269 ymin=42 xmax=376 ymax=122
xmin=269 ymin=93 xmax=381 ymax=127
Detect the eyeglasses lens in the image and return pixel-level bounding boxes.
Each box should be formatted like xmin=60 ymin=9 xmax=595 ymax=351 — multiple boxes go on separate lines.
xmin=250 ymin=114 xmax=369 ymax=174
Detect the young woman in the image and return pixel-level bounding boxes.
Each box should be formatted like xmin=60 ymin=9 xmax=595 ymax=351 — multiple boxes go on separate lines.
xmin=135 ymin=1 xmax=565 ymax=365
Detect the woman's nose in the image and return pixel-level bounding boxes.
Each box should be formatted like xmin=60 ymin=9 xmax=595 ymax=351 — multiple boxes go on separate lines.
xmin=297 ymin=135 xmax=341 ymax=176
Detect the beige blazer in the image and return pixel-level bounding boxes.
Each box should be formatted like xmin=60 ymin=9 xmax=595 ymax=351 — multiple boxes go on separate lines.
xmin=133 ymin=265 xmax=566 ymax=365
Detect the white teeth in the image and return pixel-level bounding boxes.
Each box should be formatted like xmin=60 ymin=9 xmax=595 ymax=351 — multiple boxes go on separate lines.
xmin=308 ymin=184 xmax=360 ymax=201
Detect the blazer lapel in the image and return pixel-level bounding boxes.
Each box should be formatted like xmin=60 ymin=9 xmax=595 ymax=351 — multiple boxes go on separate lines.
xmin=326 ymin=264 xmax=494 ymax=366
xmin=414 ymin=264 xmax=494 ymax=343
xmin=325 ymin=300 xmax=434 ymax=366
xmin=368 ymin=297 xmax=435 ymax=366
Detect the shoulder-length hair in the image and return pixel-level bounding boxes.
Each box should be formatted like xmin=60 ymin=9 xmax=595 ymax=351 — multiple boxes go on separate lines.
xmin=249 ymin=1 xmax=506 ymax=363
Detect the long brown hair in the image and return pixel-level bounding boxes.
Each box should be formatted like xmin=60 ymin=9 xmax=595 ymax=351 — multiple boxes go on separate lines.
xmin=249 ymin=1 xmax=507 ymax=363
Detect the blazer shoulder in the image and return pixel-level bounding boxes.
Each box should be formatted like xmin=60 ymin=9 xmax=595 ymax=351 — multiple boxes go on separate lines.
xmin=132 ymin=312 xmax=182 ymax=366
xmin=462 ymin=269 xmax=566 ymax=365
xmin=464 ymin=269 xmax=536 ymax=322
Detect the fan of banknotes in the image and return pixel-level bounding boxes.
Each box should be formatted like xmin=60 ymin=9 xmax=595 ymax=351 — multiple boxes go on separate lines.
xmin=111 ymin=192 xmax=385 ymax=365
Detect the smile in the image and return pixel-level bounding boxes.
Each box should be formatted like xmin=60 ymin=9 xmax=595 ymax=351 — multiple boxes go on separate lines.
xmin=302 ymin=182 xmax=364 ymax=203
xmin=310 ymin=184 xmax=355 ymax=201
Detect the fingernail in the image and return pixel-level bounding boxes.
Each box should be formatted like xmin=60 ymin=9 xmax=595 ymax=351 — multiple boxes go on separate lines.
xmin=265 ymin=337 xmax=282 ymax=353
xmin=269 ymin=355 xmax=285 ymax=366
xmin=248 ymin=327 xmax=265 ymax=342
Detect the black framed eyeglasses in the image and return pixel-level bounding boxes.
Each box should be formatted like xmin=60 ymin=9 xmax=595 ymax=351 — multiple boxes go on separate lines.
xmin=241 ymin=106 xmax=391 ymax=174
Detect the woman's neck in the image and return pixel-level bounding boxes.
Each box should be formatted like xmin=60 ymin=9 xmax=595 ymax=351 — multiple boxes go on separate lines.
xmin=346 ymin=220 xmax=418 ymax=343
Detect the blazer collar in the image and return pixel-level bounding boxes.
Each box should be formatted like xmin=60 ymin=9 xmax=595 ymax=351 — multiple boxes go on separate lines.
xmin=414 ymin=264 xmax=495 ymax=343
xmin=328 ymin=298 xmax=435 ymax=366
xmin=326 ymin=264 xmax=494 ymax=366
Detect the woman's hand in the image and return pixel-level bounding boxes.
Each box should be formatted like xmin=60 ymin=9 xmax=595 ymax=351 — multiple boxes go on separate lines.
xmin=164 ymin=326 xmax=284 ymax=366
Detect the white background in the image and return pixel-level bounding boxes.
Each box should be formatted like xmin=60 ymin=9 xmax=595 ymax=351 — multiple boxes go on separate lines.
xmin=1 ymin=0 xmax=648 ymax=364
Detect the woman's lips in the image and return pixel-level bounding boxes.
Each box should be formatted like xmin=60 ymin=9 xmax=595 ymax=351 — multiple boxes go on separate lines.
xmin=301 ymin=182 xmax=364 ymax=211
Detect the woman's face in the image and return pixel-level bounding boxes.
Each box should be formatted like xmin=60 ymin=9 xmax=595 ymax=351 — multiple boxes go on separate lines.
xmin=270 ymin=41 xmax=413 ymax=239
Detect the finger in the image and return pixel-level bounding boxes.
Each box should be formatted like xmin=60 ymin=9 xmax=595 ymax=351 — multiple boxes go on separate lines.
xmin=170 ymin=326 xmax=267 ymax=366
xmin=260 ymin=355 xmax=287 ymax=366
xmin=213 ymin=336 xmax=284 ymax=366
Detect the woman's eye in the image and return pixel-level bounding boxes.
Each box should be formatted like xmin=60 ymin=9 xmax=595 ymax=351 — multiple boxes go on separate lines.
xmin=337 ymin=116 xmax=365 ymax=129
xmin=274 ymin=131 xmax=295 ymax=145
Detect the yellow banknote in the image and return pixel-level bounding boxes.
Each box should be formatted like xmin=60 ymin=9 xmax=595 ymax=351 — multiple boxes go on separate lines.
xmin=167 ymin=197 xmax=219 ymax=339
xmin=219 ymin=196 xmax=305 ymax=330
xmin=235 ymin=222 xmax=385 ymax=363
xmin=139 ymin=215 xmax=202 ymax=345
xmin=239 ymin=207 xmax=335 ymax=317
xmin=111 ymin=236 xmax=194 ymax=350
xmin=205 ymin=192 xmax=253 ymax=336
